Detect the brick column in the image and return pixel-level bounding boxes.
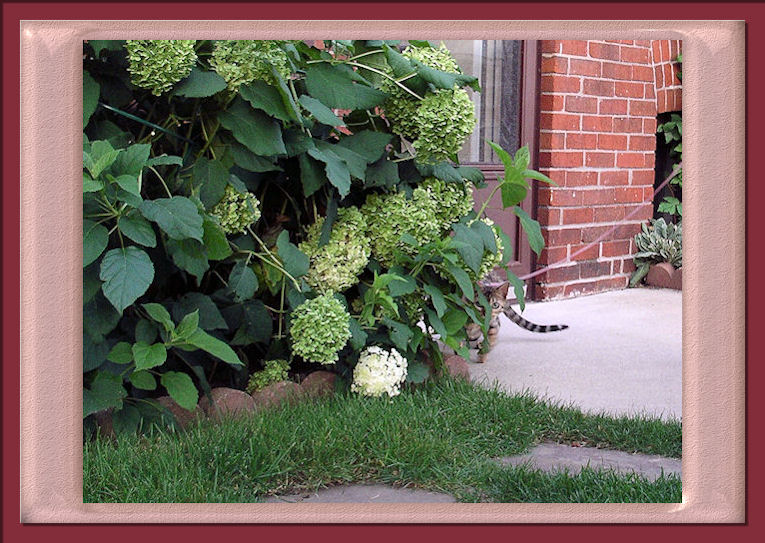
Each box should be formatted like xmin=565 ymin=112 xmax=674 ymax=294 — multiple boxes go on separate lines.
xmin=652 ymin=39 xmax=683 ymax=113
xmin=534 ymin=39 xmax=658 ymax=299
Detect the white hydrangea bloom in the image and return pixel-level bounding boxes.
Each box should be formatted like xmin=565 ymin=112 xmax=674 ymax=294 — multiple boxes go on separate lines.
xmin=351 ymin=346 xmax=408 ymax=398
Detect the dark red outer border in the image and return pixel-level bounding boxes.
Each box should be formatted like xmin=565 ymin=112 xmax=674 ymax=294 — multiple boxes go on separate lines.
xmin=2 ymin=2 xmax=760 ymax=540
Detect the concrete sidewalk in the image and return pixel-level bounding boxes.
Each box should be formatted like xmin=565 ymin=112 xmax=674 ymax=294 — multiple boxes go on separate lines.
xmin=468 ymin=288 xmax=682 ymax=421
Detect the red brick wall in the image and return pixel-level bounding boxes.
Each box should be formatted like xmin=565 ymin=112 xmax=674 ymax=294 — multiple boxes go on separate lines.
xmin=653 ymin=39 xmax=683 ymax=113
xmin=534 ymin=39 xmax=680 ymax=299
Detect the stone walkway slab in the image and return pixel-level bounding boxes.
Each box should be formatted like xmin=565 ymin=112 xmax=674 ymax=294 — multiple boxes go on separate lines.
xmin=498 ymin=442 xmax=681 ymax=481
xmin=263 ymin=484 xmax=456 ymax=503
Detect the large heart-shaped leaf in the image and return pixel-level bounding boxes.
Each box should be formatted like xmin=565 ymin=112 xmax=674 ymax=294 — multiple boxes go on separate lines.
xmin=304 ymin=63 xmax=387 ymax=110
xmin=298 ymin=94 xmax=345 ymax=127
xmin=132 ymin=342 xmax=168 ymax=371
xmin=139 ymin=196 xmax=204 ymax=242
xmin=160 ymin=371 xmax=198 ymax=411
xmin=99 ymin=247 xmax=154 ymax=313
xmin=241 ymin=80 xmax=296 ymax=122
xmin=173 ymin=67 xmax=227 ymax=98
xmin=218 ymin=99 xmax=287 ymax=157
xmin=229 ymin=260 xmax=258 ymax=302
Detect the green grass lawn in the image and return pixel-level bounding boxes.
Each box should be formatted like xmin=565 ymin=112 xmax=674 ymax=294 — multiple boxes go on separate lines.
xmin=83 ymin=379 xmax=682 ymax=503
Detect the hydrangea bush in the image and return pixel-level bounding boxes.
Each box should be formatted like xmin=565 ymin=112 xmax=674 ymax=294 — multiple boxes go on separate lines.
xmin=82 ymin=39 xmax=553 ymax=434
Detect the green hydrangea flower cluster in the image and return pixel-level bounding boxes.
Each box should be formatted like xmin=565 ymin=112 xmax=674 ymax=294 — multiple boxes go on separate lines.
xmin=210 ymin=185 xmax=261 ymax=234
xmin=289 ymin=294 xmax=351 ymax=365
xmin=381 ymin=44 xmax=476 ymax=163
xmin=360 ymin=188 xmax=441 ymax=267
xmin=125 ymin=40 xmax=197 ymax=96
xmin=419 ymin=177 xmax=475 ymax=232
xmin=299 ymin=207 xmax=371 ymax=293
xmin=411 ymin=88 xmax=476 ymax=164
xmin=210 ymin=40 xmax=291 ymax=91
xmin=245 ymin=359 xmax=290 ymax=394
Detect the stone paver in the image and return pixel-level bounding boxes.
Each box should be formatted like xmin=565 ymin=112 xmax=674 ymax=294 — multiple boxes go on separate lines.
xmin=498 ymin=442 xmax=681 ymax=481
xmin=263 ymin=483 xmax=456 ymax=503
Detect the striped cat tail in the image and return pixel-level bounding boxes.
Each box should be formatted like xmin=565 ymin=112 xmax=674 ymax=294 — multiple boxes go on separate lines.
xmin=502 ymin=304 xmax=569 ymax=333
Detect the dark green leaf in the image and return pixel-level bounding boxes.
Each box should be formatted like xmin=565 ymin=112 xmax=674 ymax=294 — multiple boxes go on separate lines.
xmin=229 ymin=260 xmax=258 ymax=301
xmin=83 ymin=219 xmax=109 ymax=267
xmin=336 ymin=131 xmax=392 ymax=163
xmin=318 ymin=196 xmax=338 ymax=248
xmin=409 ymin=58 xmax=480 ymax=91
xmin=218 ymin=99 xmax=287 ymax=156
xmin=167 ymin=239 xmax=209 ymax=283
xmin=506 ymin=271 xmax=526 ymax=312
xmin=496 ymin=228 xmax=513 ymax=266
xmin=446 ymin=264 xmax=474 ymax=300
xmin=348 ymin=317 xmax=368 ymax=350
xmin=118 ymin=212 xmax=156 ymax=248
xmin=107 ymin=342 xmax=133 ymax=364
xmin=453 ymin=224 xmax=483 ymax=273
xmin=240 ymin=80 xmax=296 ymax=122
xmin=173 ymin=293 xmax=228 ymax=331
xmin=129 ymin=370 xmax=157 ymax=391
xmin=173 ymin=67 xmax=227 ymax=97
xmin=470 ymin=219 xmax=497 ymax=253
xmin=268 ymin=65 xmax=302 ymax=121
xmin=135 ymin=319 xmax=158 ymax=344
xmin=112 ymin=144 xmax=151 ymax=177
xmin=304 ymin=63 xmax=387 ymax=110
xmin=316 ymin=140 xmax=367 ymax=179
xmin=298 ymin=153 xmax=326 ymax=197
xmin=501 ymin=182 xmax=528 ymax=208
xmin=193 ymin=158 xmax=229 ymax=210
xmin=142 ymin=303 xmax=175 ymax=332
xmin=99 ymin=246 xmax=154 ymax=313
xmin=84 ymin=291 xmax=121 ymax=342
xmin=423 ymin=284 xmax=446 ymax=318
xmin=307 ymin=146 xmax=351 ymax=197
xmin=522 ymin=169 xmax=558 ymax=186
xmin=284 ymin=129 xmax=316 ymax=157
xmin=84 ymin=140 xmax=120 ymax=179
xmin=406 ymin=361 xmax=429 ymax=384
xmin=140 ymin=196 xmax=204 ymax=242
xmin=147 ymin=154 xmax=184 ymax=167
xmin=132 ymin=342 xmax=168 ymax=371
xmin=383 ymin=318 xmax=413 ymax=352
xmin=457 ymin=166 xmax=485 ymax=184
xmin=202 ymin=218 xmax=232 ymax=260
xmin=185 ymin=328 xmax=244 ymax=367
xmin=230 ymin=143 xmax=283 ymax=173
xmin=88 ymin=40 xmax=124 ymax=57
xmin=425 ymin=308 xmax=448 ymax=339
xmin=83 ymin=172 xmax=104 ymax=193
xmin=388 ymin=273 xmax=416 ymax=297
xmin=238 ymin=299 xmax=272 ymax=344
xmin=160 ymin=371 xmax=198 ymax=411
xmin=298 ymin=94 xmax=345 ymax=127
xmin=365 ymin=158 xmax=399 ymax=188
xmin=83 ymin=334 xmax=112 ymax=372
xmin=514 ymin=146 xmax=530 ymax=171
xmin=83 ymin=371 xmax=127 ymax=418
xmin=276 ymin=230 xmax=309 ymax=278
xmin=513 ymin=206 xmax=544 ymax=256
xmin=111 ymin=405 xmax=142 ymax=435
xmin=83 ymin=71 xmax=100 ymax=127
xmin=442 ymin=308 xmax=468 ymax=335
xmin=83 ymin=264 xmax=102 ymax=304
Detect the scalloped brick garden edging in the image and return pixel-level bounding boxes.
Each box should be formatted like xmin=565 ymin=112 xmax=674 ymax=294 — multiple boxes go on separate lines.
xmin=92 ymin=355 xmax=472 ymax=436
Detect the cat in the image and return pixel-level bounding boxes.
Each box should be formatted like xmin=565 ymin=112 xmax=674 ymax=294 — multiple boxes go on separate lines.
xmin=465 ymin=281 xmax=569 ymax=363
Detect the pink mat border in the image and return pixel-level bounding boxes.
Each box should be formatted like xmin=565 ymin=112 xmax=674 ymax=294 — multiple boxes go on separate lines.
xmin=18 ymin=20 xmax=744 ymax=523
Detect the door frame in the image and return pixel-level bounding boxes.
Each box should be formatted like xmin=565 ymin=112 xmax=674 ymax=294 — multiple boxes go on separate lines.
xmin=464 ymin=40 xmax=541 ymax=300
